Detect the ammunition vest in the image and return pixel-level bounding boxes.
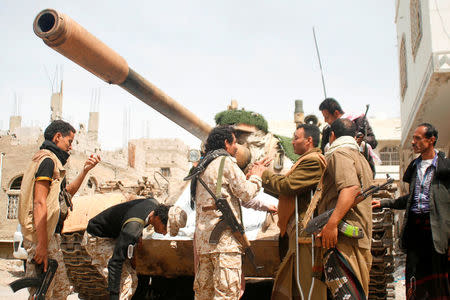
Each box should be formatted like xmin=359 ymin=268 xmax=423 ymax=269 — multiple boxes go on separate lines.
xmin=19 ymin=149 xmax=66 ymax=243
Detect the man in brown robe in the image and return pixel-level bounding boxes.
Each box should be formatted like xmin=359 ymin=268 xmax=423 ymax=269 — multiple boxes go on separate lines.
xmin=261 ymin=123 xmax=327 ymax=300
xmin=316 ymin=118 xmax=373 ymax=299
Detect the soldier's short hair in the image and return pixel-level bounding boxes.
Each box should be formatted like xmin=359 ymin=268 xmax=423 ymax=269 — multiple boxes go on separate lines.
xmin=319 ymin=98 xmax=344 ymax=115
xmin=44 ymin=120 xmax=76 ymax=141
xmin=330 ymin=118 xmax=356 ymax=138
xmin=418 ymin=123 xmax=438 ymax=146
xmin=154 ymin=203 xmax=170 ymax=226
xmin=296 ymin=123 xmax=321 ymax=147
xmin=204 ymin=125 xmax=236 ymax=153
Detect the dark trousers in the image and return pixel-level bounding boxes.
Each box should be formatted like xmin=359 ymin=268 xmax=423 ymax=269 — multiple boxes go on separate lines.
xmin=405 ymin=212 xmax=449 ymax=299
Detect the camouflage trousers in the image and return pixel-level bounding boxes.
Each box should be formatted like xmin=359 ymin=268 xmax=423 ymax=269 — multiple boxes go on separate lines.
xmin=194 ymin=252 xmax=242 ymax=300
xmin=82 ymin=232 xmax=137 ymax=300
xmin=23 ymin=234 xmax=71 ymax=300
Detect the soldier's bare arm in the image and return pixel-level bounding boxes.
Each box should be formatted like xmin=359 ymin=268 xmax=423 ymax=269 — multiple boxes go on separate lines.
xmin=66 ymin=154 xmax=101 ymax=195
xmin=33 ymin=180 xmax=51 ymax=271
xmin=318 ymin=185 xmax=360 ymax=249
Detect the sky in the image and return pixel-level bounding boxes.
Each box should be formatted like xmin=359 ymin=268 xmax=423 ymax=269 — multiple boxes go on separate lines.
xmin=0 ymin=1 xmax=400 ymax=150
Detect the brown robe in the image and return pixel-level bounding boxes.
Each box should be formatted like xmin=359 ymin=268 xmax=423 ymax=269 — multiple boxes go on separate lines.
xmin=261 ymin=148 xmax=327 ymax=300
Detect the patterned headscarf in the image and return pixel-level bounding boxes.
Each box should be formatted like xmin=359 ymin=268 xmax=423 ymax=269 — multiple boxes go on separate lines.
xmin=167 ymin=206 xmax=187 ymax=236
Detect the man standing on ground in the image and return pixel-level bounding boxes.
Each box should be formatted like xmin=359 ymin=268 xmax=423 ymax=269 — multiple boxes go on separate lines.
xmin=190 ymin=125 xmax=268 ymax=300
xmin=315 ymin=118 xmax=373 ymax=299
xmin=18 ymin=120 xmax=101 ymax=299
xmin=84 ymin=198 xmax=187 ymax=299
xmin=319 ymin=98 xmax=377 ymax=154
xmin=262 ymin=124 xmax=327 ymax=300
xmin=373 ymin=123 xmax=449 ymax=299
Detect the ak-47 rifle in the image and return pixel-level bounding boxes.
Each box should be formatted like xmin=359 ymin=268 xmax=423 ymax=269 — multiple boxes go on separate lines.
xmin=10 ymin=258 xmax=58 ymax=300
xmin=197 ymin=177 xmax=263 ymax=272
xmin=305 ymin=175 xmax=394 ymax=237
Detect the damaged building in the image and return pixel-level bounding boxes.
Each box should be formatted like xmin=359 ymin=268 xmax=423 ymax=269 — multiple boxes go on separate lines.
xmin=0 ymin=88 xmax=190 ymax=240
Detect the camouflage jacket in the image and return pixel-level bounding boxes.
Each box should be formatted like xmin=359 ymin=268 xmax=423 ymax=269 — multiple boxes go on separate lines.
xmin=194 ymin=156 xmax=262 ymax=254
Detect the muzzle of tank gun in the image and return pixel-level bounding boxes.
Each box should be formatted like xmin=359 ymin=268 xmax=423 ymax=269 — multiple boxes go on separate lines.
xmin=304 ymin=114 xmax=320 ymax=126
xmin=33 ymin=9 xmax=211 ymax=141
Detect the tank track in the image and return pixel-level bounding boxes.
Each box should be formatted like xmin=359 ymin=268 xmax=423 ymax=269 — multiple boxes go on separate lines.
xmin=59 ymin=194 xmax=398 ymax=300
xmin=60 ymin=231 xmax=109 ymax=300
xmin=369 ymin=185 xmax=398 ymax=300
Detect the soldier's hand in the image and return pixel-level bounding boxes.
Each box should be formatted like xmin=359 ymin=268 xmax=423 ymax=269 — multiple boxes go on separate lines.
xmin=317 ymin=222 xmax=338 ymax=249
xmin=84 ymin=154 xmax=101 ymax=172
xmin=248 ymin=164 xmax=266 ymax=177
xmin=254 ymin=157 xmax=272 ymax=167
xmin=267 ymin=204 xmax=278 ymax=214
xmin=34 ymin=243 xmax=49 ymax=272
xmin=371 ymin=199 xmax=381 ymax=209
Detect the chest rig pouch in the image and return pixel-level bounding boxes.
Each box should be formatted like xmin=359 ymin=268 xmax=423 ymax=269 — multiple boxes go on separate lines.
xmin=58 ymin=188 xmax=73 ymax=221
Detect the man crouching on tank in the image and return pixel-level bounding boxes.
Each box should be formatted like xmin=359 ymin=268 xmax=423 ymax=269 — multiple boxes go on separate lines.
xmin=82 ymin=198 xmax=187 ymax=300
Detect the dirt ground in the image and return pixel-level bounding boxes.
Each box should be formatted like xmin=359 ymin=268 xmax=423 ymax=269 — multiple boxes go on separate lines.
xmin=0 ymin=258 xmax=78 ymax=300
xmin=0 ymin=258 xmax=406 ymax=299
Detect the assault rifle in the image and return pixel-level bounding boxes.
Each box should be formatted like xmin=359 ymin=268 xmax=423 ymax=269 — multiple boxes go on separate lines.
xmin=305 ymin=175 xmax=394 ymax=237
xmin=197 ymin=177 xmax=263 ymax=272
xmin=10 ymin=258 xmax=58 ymax=300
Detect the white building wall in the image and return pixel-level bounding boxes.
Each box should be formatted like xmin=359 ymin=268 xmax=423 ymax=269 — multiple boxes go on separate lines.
xmin=396 ymin=0 xmax=450 ymax=142
xmin=396 ymin=0 xmax=432 ymax=138
xmin=397 ymin=1 xmax=449 ymax=133
xmin=430 ymin=0 xmax=450 ymax=51
xmin=395 ymin=0 xmax=450 ymax=190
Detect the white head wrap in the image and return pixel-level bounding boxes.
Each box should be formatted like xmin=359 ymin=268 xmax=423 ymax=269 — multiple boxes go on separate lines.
xmin=167 ymin=206 xmax=187 ymax=236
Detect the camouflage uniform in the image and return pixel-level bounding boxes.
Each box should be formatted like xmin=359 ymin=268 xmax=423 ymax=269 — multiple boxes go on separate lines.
xmin=193 ymin=156 xmax=262 ymax=300
xmin=23 ymin=234 xmax=71 ymax=300
xmin=82 ymin=232 xmax=137 ymax=300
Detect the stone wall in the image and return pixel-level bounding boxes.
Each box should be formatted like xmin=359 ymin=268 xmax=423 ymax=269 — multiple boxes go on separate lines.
xmin=0 ymin=127 xmax=191 ymax=240
xmin=128 ymin=138 xmax=190 ymax=204
xmin=0 ymin=132 xmax=43 ymax=239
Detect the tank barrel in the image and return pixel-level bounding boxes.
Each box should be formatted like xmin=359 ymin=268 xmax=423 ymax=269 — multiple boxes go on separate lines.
xmin=33 ymin=9 xmax=211 ymax=141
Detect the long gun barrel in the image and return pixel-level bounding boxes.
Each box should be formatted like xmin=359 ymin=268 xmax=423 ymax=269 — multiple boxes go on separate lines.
xmin=33 ymin=9 xmax=211 ymax=141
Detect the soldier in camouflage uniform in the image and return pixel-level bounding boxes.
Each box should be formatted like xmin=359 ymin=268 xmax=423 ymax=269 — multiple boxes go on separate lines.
xmin=18 ymin=120 xmax=100 ymax=299
xmin=83 ymin=198 xmax=187 ymax=300
xmin=191 ymin=126 xmax=268 ymax=300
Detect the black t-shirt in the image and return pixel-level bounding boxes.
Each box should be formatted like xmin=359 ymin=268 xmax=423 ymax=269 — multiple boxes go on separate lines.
xmin=86 ymin=198 xmax=159 ymax=295
xmin=87 ymin=198 xmax=158 ymax=238
xmin=35 ymin=157 xmax=67 ymax=188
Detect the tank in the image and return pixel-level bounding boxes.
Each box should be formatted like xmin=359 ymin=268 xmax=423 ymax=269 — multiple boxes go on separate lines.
xmin=33 ymin=9 xmax=284 ymax=299
xmin=33 ymin=9 xmax=396 ymax=300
